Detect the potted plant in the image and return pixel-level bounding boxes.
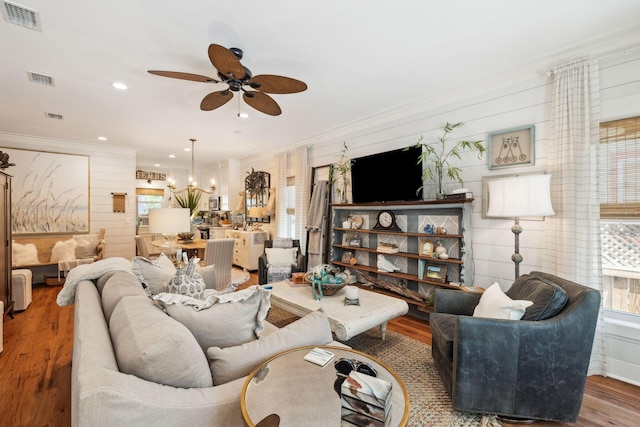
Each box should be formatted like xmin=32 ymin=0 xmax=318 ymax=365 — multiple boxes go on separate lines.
xmin=329 ymin=142 xmax=352 ymax=204
xmin=409 ymin=122 xmax=485 ymax=199
xmin=174 ymin=187 xmax=202 ymax=218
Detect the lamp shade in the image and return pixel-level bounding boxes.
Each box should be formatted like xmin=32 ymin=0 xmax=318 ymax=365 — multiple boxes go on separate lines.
xmin=148 ymin=208 xmax=191 ymax=234
xmin=487 ymin=174 xmax=554 ymax=218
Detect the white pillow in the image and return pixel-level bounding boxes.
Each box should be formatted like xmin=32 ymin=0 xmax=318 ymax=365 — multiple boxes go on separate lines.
xmin=196 ymin=264 xmax=217 ymax=289
xmin=12 ymin=242 xmax=40 ymax=266
xmin=50 ymin=238 xmax=78 ymax=262
xmin=206 ymin=309 xmax=333 ymax=385
xmin=473 ymin=282 xmax=533 ymax=320
xmin=265 ymin=247 xmax=298 ymax=265
xmin=131 ymin=253 xmax=176 ymax=295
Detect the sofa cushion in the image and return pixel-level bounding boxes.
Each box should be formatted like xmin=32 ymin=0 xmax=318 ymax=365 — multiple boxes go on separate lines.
xmin=101 ymin=271 xmax=147 ymax=322
xmin=131 ymin=253 xmax=176 ymax=295
xmin=110 ymin=295 xmax=213 ymax=388
xmin=207 ymin=309 xmax=333 ymax=385
xmin=473 ymin=283 xmax=533 ymax=320
xmin=429 ymin=313 xmax=457 ymax=362
xmin=506 ymin=274 xmax=569 ymax=321
xmin=162 ymin=285 xmax=270 ymax=351
xmin=95 ymin=271 xmax=119 ymax=294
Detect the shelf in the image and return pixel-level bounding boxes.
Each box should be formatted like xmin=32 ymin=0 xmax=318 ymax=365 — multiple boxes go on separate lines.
xmin=333 ymin=261 xmax=464 ymax=289
xmin=332 ymin=244 xmax=463 ymax=264
xmin=334 ymin=227 xmax=463 ymax=239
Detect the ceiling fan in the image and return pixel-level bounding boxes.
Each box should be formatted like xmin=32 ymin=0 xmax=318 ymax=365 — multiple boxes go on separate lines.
xmin=148 ymin=44 xmax=307 ymax=116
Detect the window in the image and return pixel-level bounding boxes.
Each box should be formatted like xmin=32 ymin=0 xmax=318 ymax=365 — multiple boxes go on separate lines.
xmin=599 ymin=117 xmax=640 ymax=315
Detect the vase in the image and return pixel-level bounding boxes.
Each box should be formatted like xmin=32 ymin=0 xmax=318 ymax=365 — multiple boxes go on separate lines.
xmin=435 ymin=167 xmax=445 ymax=200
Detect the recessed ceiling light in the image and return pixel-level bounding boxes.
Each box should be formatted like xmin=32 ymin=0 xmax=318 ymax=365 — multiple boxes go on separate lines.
xmin=97 ymin=136 xmax=107 ymax=141
xmin=169 ymin=153 xmax=176 ymax=158
xmin=184 ymin=147 xmax=191 ymax=152
xmin=238 ymin=112 xmax=249 ymax=118
xmin=110 ymin=81 xmax=127 ymax=90
xmin=154 ymin=163 xmax=160 ymax=167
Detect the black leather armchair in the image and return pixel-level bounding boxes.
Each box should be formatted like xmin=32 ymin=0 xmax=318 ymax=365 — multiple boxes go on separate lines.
xmin=258 ymin=239 xmax=306 ymax=285
xmin=429 ymin=271 xmax=601 ymax=422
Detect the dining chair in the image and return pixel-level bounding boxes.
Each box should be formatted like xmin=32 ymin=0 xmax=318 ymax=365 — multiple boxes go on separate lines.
xmin=204 ymin=238 xmax=235 ymax=291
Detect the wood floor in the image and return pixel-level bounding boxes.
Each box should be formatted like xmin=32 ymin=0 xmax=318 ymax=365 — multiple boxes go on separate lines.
xmin=1 ymin=275 xmax=639 ymax=427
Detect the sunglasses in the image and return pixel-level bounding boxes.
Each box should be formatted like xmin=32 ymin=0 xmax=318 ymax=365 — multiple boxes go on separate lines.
xmin=334 ymin=358 xmax=378 ymax=378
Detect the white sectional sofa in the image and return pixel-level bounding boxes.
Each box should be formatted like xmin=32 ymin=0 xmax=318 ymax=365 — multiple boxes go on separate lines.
xmin=70 ymin=263 xmax=337 ymax=427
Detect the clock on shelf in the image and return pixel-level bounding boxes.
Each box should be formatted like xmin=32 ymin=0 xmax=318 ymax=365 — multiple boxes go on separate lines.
xmin=373 ymin=210 xmax=401 ymax=232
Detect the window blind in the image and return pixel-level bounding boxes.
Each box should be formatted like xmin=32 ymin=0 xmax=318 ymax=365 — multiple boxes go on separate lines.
xmin=599 ymin=116 xmax=640 ymax=218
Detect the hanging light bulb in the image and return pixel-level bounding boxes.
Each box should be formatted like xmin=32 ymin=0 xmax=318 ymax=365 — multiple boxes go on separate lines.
xmin=168 ymin=138 xmax=216 ymax=195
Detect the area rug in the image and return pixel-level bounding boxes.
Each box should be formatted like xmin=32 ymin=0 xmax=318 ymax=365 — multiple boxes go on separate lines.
xmin=231 ymin=267 xmax=250 ymax=286
xmin=267 ymin=306 xmax=501 ymax=427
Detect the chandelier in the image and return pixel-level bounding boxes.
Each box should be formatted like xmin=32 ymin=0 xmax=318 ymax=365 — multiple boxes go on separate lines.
xmin=167 ymin=138 xmax=216 ymax=195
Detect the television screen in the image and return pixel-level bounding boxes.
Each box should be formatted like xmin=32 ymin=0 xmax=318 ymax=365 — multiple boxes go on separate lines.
xmin=350 ymin=146 xmax=423 ymax=203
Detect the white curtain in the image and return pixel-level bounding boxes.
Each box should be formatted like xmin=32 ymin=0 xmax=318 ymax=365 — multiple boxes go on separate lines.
xmin=275 ymin=151 xmax=288 ymax=239
xmin=274 ymin=147 xmax=309 ymax=252
xmin=294 ymin=146 xmax=309 ymax=253
xmin=543 ymin=58 xmax=606 ymax=375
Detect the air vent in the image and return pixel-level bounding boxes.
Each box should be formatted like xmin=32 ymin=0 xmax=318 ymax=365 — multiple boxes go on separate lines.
xmin=45 ymin=112 xmax=63 ymax=120
xmin=2 ymin=1 xmax=41 ymax=31
xmin=28 ymin=71 xmax=55 ymax=86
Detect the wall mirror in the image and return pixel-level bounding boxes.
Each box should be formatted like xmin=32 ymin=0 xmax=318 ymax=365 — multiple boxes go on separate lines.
xmin=245 ymin=170 xmax=271 ymax=223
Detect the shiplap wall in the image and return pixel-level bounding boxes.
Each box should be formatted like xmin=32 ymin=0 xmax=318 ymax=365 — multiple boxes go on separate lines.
xmin=0 ymin=133 xmax=137 ymax=260
xmin=241 ymin=49 xmax=640 ymax=291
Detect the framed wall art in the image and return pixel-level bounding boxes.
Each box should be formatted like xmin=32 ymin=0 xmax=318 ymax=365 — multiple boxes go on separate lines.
xmin=425 ymin=262 xmax=448 ymax=283
xmin=487 ymin=124 xmax=535 ymax=169
xmin=419 ymin=239 xmax=434 ymax=257
xmin=2 ymin=147 xmax=90 ymax=235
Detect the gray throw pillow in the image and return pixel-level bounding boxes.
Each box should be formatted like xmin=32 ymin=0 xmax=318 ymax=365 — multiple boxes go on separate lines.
xmin=131 ymin=253 xmax=176 ymax=295
xmin=110 ymin=295 xmax=213 ymax=388
xmin=101 ymin=271 xmax=147 ymax=322
xmin=506 ymin=274 xmax=569 ymax=321
xmin=206 ymin=309 xmax=333 ymax=385
xmin=163 ymin=285 xmax=270 ymax=350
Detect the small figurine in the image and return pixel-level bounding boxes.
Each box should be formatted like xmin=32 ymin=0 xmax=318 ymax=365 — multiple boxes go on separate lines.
xmin=377 ymin=254 xmax=400 ymax=272
xmin=423 ymin=224 xmax=435 ymax=234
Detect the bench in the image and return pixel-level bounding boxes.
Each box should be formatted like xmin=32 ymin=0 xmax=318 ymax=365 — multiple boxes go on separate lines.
xmin=12 ymin=229 xmax=105 ymax=284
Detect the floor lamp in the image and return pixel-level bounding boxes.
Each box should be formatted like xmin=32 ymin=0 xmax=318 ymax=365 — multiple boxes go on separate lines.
xmin=486 ymin=174 xmax=554 ymax=279
xmin=149 ymin=208 xmax=191 ymax=261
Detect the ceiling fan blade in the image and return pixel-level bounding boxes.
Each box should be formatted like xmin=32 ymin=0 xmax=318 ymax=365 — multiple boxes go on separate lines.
xmin=249 ymin=75 xmax=307 ymax=94
xmin=208 ymin=44 xmax=246 ymax=80
xmin=200 ymin=90 xmax=233 ymax=111
xmin=243 ymin=92 xmax=282 ymax=116
xmin=148 ymin=70 xmax=218 ymax=83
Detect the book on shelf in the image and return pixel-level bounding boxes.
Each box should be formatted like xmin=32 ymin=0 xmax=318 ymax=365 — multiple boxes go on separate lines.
xmin=377 ymin=242 xmax=399 ymax=254
xmin=443 ymin=191 xmax=473 ymax=200
xmin=304 ymin=347 xmax=335 ymax=367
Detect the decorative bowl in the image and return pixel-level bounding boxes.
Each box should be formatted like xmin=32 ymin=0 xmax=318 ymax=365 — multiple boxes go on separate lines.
xmin=178 ymin=232 xmax=195 ymax=241
xmin=315 ymin=283 xmax=346 ymax=296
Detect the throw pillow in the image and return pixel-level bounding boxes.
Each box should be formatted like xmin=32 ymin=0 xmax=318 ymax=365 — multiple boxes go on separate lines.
xmin=50 ymin=238 xmax=78 ymax=263
xmin=506 ymin=274 xmax=569 ymax=321
xmin=206 ymin=309 xmax=333 ymax=385
xmin=74 ymin=236 xmax=100 ymax=259
xmin=196 ymin=264 xmax=217 ymax=289
xmin=473 ymin=283 xmax=533 ymax=320
xmin=162 ymin=285 xmax=271 ymax=351
xmin=131 ymin=253 xmax=176 ymax=295
xmin=165 ymin=271 xmax=206 ymax=299
xmin=110 ymin=295 xmax=213 ymax=388
xmin=12 ymin=242 xmax=40 ymax=266
xmin=265 ymin=247 xmax=298 ymax=265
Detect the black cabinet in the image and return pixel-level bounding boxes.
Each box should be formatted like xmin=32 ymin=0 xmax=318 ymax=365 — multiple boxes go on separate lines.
xmin=0 ymin=171 xmax=13 ymax=318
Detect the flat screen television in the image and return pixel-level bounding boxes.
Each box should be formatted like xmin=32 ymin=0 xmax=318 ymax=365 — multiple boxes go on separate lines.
xmin=350 ymin=146 xmax=423 ymax=203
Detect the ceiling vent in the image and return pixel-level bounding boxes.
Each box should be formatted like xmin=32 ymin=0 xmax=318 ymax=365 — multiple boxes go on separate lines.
xmin=45 ymin=112 xmax=63 ymax=120
xmin=28 ymin=71 xmax=55 ymax=86
xmin=2 ymin=1 xmax=41 ymax=31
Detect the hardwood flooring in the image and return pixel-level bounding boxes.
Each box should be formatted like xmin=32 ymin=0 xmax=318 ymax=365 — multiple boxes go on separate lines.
xmin=1 ymin=275 xmax=638 ymax=427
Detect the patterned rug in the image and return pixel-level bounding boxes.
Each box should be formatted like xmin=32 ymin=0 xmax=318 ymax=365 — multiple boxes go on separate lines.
xmin=267 ymin=306 xmax=500 ymax=427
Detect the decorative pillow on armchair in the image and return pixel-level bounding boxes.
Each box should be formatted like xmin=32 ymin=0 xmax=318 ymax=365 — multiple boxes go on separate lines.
xmin=265 ymin=247 xmax=298 ymax=265
xmin=473 ymin=283 xmax=533 ymax=320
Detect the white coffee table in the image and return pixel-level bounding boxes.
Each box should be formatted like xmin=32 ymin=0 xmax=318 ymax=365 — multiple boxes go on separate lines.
xmin=268 ymin=281 xmax=409 ymax=341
